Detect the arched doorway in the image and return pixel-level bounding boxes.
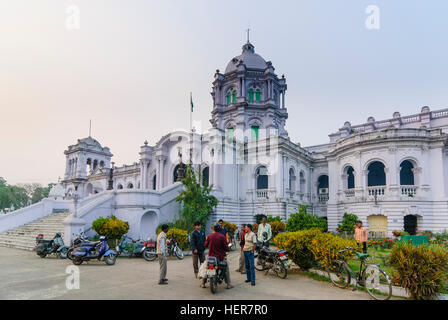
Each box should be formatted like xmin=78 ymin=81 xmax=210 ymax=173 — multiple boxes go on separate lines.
xmin=400 ymin=160 xmax=415 ymax=185
xmin=368 ymin=215 xmax=388 ymax=238
xmin=140 ymin=211 xmax=158 ymax=240
xmin=404 ymin=215 xmax=418 ymax=235
xmin=202 ymin=167 xmax=209 ymax=187
xmin=256 ymin=166 xmax=268 ymax=190
xmin=367 ymin=161 xmax=386 ymax=186
xmin=173 ymin=163 xmax=187 ymax=182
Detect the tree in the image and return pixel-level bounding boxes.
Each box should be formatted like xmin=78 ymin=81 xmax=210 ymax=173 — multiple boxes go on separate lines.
xmin=286 ymin=205 xmax=327 ymax=232
xmin=337 ymin=213 xmax=359 ymax=234
xmin=175 ymin=165 xmax=218 ymax=231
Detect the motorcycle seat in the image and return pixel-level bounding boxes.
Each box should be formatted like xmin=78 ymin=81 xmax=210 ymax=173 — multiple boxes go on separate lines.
xmin=78 ymin=241 xmax=99 ymax=247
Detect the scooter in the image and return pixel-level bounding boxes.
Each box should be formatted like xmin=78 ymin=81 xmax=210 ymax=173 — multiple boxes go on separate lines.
xmin=66 ymin=233 xmax=91 ymax=260
xmin=116 ymin=235 xmax=146 ymax=258
xmin=35 ymin=233 xmax=70 ymax=259
xmin=71 ymin=236 xmax=117 ymax=265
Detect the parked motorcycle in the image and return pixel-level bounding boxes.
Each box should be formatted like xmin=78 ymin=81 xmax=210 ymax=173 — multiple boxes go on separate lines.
xmin=71 ymin=236 xmax=117 ymax=265
xmin=142 ymin=238 xmax=157 ymax=261
xmin=140 ymin=236 xmax=184 ymax=260
xmin=254 ymin=243 xmax=289 ymax=279
xmin=35 ymin=233 xmax=69 ymax=259
xmin=66 ymin=233 xmax=90 ymax=260
xmin=205 ymin=243 xmax=232 ymax=294
xmin=116 ymin=235 xmax=146 ymax=258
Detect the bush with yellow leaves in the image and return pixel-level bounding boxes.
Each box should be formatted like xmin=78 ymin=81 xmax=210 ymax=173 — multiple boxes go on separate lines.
xmin=309 ymin=232 xmax=359 ymax=269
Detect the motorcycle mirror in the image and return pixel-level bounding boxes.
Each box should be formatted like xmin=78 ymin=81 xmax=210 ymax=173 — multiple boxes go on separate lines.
xmin=228 ymin=243 xmax=232 ymax=248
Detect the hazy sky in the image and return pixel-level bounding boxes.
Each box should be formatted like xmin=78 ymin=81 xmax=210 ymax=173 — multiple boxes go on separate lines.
xmin=1 ymin=0 xmax=447 ymax=185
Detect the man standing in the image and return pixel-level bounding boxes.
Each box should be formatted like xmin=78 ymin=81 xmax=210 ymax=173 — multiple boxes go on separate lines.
xmin=201 ymin=224 xmax=233 ymax=289
xmin=243 ymin=224 xmax=257 ymax=286
xmin=190 ymin=221 xmax=206 ymax=278
xmin=257 ymin=216 xmax=272 ymax=246
xmin=235 ymin=224 xmax=246 ymax=273
xmin=157 ymin=224 xmax=169 ymax=285
xmin=354 ymin=220 xmax=368 ymax=253
xmin=218 ymin=219 xmax=229 ymax=243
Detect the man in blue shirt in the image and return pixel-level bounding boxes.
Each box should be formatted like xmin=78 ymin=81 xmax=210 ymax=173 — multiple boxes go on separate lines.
xmin=190 ymin=221 xmax=206 ymax=278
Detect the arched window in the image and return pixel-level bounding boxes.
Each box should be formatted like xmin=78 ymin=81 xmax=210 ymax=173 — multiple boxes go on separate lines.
xmin=317 ymin=175 xmax=329 ymax=194
xmin=347 ymin=166 xmax=355 ymax=189
xmin=127 ymin=183 xmax=134 ymax=189
xmin=256 ymin=166 xmax=268 ymax=190
xmin=226 ymin=88 xmax=237 ymax=105
xmin=367 ymin=161 xmax=386 ymax=186
xmin=251 ymin=125 xmax=259 ymax=141
xmin=152 ymin=175 xmax=156 ymax=190
xmin=289 ymin=168 xmax=295 ymax=191
xmin=400 ymin=160 xmax=414 ymax=185
xmin=117 ymin=184 xmax=123 ymax=190
xmin=202 ymin=167 xmax=209 ymax=187
xmin=173 ymin=163 xmax=187 ymax=182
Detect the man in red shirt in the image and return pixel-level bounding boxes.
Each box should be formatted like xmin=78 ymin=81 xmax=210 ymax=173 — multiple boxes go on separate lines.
xmin=201 ymin=224 xmax=233 ymax=289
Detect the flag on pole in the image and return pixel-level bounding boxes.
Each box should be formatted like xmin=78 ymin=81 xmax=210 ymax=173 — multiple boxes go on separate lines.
xmin=190 ymin=92 xmax=194 ymax=112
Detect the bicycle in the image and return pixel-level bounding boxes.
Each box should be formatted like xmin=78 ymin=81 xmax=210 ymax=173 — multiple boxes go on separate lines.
xmin=326 ymin=246 xmax=392 ymax=300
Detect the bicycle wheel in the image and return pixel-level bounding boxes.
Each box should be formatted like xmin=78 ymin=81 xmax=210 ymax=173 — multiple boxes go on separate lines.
xmin=326 ymin=261 xmax=351 ymax=289
xmin=363 ymin=265 xmax=392 ymax=300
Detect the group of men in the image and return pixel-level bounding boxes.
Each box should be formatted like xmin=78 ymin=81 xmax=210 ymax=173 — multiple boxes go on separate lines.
xmin=156 ymin=216 xmax=273 ymax=288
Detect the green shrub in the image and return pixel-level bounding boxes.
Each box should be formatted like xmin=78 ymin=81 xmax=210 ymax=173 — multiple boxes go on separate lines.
xmin=275 ymin=229 xmax=322 ymax=270
xmin=286 ymin=205 xmax=327 ymax=232
xmin=309 ymin=233 xmax=359 ymax=269
xmin=92 ymin=215 xmax=129 ymax=241
xmin=337 ymin=212 xmax=358 ymax=234
xmin=389 ymin=242 xmax=448 ymax=300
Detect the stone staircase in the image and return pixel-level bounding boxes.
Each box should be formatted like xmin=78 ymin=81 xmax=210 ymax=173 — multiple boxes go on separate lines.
xmin=0 ymin=212 xmax=71 ymax=251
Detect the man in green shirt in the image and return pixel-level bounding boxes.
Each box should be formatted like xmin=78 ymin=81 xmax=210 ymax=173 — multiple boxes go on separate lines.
xmin=257 ymin=216 xmax=272 ymax=245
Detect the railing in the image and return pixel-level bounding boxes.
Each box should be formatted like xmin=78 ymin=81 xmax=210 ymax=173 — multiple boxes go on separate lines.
xmin=256 ymin=190 xmax=268 ymax=199
xmin=401 ymin=186 xmax=417 ymax=197
xmin=344 ymin=189 xmax=355 ymax=197
xmin=318 ymin=194 xmax=329 ymax=204
xmin=367 ymin=186 xmax=386 ymax=196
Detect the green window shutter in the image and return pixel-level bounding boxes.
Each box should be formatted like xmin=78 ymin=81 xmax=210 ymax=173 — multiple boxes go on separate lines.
xmin=251 ymin=126 xmax=259 ymax=141
xmin=227 ymin=128 xmax=234 ymax=140
xmin=227 ymin=92 xmax=231 ymax=105
xmin=248 ymin=88 xmax=254 ymax=102
xmin=232 ymin=90 xmax=237 ymax=103
xmin=256 ymin=89 xmax=261 ymax=102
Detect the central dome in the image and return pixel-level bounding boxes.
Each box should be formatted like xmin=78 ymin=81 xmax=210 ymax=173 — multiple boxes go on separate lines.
xmin=225 ymin=42 xmax=268 ymax=74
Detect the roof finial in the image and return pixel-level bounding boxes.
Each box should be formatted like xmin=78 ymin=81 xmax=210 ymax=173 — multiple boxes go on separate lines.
xmin=89 ymin=119 xmax=92 ymax=137
xmin=246 ymin=27 xmax=250 ymax=43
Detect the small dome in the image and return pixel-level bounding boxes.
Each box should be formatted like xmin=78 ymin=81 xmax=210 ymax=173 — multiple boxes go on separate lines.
xmin=78 ymin=136 xmax=102 ymax=149
xmin=225 ymin=42 xmax=268 ymax=74
xmin=367 ymin=116 xmax=375 ymax=123
xmin=421 ymin=106 xmax=430 ymax=113
xmin=393 ymin=111 xmax=401 ymax=118
xmin=49 ymin=183 xmax=65 ymax=199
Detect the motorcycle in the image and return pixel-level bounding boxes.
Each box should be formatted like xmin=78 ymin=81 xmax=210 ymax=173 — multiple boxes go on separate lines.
xmin=35 ymin=233 xmax=69 ymax=259
xmin=167 ymin=237 xmax=184 ymax=260
xmin=71 ymin=235 xmax=117 ymax=265
xmin=254 ymin=241 xmax=289 ymax=279
xmin=115 ymin=235 xmax=146 ymax=258
xmin=142 ymin=238 xmax=157 ymax=261
xmin=140 ymin=236 xmax=184 ymax=260
xmin=66 ymin=233 xmax=91 ymax=260
xmin=205 ymin=243 xmax=232 ymax=294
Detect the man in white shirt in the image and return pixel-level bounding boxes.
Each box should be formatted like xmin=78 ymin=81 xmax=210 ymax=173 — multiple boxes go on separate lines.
xmin=257 ymin=216 xmax=272 ymax=245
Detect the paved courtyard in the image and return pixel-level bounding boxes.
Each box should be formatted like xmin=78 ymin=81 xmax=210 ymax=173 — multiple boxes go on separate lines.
xmin=0 ymin=247 xmax=370 ymax=300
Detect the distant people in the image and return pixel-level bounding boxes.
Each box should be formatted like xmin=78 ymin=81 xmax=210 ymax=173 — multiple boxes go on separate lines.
xmin=201 ymin=224 xmax=233 ymax=289
xmin=218 ymin=219 xmax=229 ymax=243
xmin=236 ymin=224 xmax=246 ymax=273
xmin=257 ymin=216 xmax=272 ymax=246
xmin=157 ymin=224 xmax=169 ymax=285
xmin=354 ymin=220 xmax=368 ymax=253
xmin=190 ymin=221 xmax=206 ymax=278
xmin=243 ymin=224 xmax=257 ymax=286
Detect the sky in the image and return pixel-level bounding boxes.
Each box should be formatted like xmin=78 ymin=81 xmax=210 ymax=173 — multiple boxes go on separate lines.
xmin=0 ymin=0 xmax=447 ymax=185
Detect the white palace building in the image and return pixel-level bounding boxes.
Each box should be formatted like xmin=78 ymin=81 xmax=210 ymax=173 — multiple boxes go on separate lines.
xmin=1 ymin=40 xmax=448 ymax=246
